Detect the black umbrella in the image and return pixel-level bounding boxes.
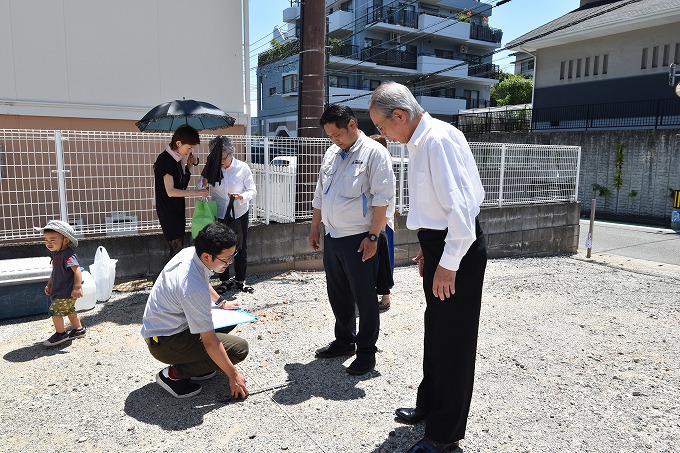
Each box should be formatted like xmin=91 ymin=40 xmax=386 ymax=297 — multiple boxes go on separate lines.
xmin=135 ymin=99 xmax=236 ymax=132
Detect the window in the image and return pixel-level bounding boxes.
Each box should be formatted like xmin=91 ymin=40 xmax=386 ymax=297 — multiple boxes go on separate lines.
xmin=585 ymin=57 xmax=590 ymax=76
xmin=329 ymin=75 xmax=349 ymax=88
xmin=568 ymin=60 xmax=573 ymax=79
xmin=593 ymin=56 xmax=599 ymax=75
xmin=282 ymin=74 xmax=297 ymax=93
xmin=431 ymin=87 xmax=455 ymax=98
xmin=366 ymin=79 xmax=381 ymax=90
xmin=435 ymin=49 xmax=454 ymax=59
xmin=675 ymin=43 xmax=680 ymax=64
xmin=269 ymin=87 xmax=276 ymax=96
xmin=364 ymin=37 xmax=382 ymax=48
xmin=560 ymin=61 xmax=565 ymax=80
xmin=641 ymin=48 xmax=648 ymax=69
xmin=576 ymin=59 xmax=582 ymax=78
xmin=602 ymin=54 xmax=608 ymax=74
xmin=651 ymin=46 xmax=659 ymax=68
xmin=663 ymin=44 xmax=670 ymax=67
xmin=340 ymin=1 xmax=352 ymax=12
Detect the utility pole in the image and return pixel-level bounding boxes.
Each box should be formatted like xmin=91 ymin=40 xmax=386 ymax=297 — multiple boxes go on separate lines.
xmin=295 ymin=0 xmax=326 ymax=215
xmin=297 ymin=0 xmax=326 ymax=138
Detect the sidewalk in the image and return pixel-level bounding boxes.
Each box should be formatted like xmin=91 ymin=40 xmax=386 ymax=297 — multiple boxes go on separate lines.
xmin=1 ymin=253 xmax=678 ymax=452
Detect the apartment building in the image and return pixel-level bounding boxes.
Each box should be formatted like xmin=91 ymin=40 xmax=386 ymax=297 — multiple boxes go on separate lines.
xmin=256 ymin=0 xmax=503 ymax=137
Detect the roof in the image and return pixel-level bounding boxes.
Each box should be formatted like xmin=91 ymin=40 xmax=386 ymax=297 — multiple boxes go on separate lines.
xmin=506 ymin=0 xmax=680 ymax=51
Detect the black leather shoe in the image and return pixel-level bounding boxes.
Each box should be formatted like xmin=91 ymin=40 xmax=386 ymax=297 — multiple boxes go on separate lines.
xmin=346 ymin=355 xmax=376 ymax=375
xmin=315 ymin=341 xmax=355 ymax=358
xmin=406 ymin=437 xmax=459 ymax=453
xmin=395 ymin=407 xmax=428 ymax=424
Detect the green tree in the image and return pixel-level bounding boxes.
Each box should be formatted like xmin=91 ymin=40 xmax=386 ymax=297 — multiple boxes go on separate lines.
xmin=490 ymin=72 xmax=533 ymax=106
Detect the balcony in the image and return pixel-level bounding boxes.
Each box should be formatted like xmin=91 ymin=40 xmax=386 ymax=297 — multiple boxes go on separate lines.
xmin=361 ymin=46 xmax=417 ymax=70
xmin=417 ymin=55 xmax=468 ymax=78
xmin=468 ymin=63 xmax=499 ymax=80
xmin=328 ymin=9 xmax=354 ymax=37
xmin=469 ymin=24 xmax=503 ymax=46
xmin=367 ymin=6 xmax=418 ymax=29
xmin=328 ymin=86 xmax=372 ymax=111
xmin=283 ymin=5 xmax=300 ymax=23
xmin=418 ymin=14 xmax=470 ymax=41
xmin=416 ymin=95 xmax=467 ymax=115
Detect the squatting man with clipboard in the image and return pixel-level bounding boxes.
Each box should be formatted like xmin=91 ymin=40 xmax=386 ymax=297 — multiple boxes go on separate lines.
xmin=140 ymin=222 xmax=249 ymax=399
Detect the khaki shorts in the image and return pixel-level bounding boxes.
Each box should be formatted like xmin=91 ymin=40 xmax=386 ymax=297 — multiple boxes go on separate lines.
xmin=49 ymin=298 xmax=77 ymax=316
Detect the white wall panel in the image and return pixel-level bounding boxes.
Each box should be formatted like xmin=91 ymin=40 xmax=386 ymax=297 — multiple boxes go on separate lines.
xmin=0 ymin=0 xmax=244 ymax=119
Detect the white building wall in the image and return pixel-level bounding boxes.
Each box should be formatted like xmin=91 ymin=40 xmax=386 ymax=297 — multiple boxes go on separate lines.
xmin=534 ymin=23 xmax=679 ymax=89
xmin=0 ymin=0 xmax=245 ymax=122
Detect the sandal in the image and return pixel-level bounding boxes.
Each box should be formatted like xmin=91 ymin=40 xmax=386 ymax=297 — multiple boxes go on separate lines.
xmin=214 ymin=280 xmax=234 ymax=294
xmin=235 ymin=281 xmax=255 ymax=293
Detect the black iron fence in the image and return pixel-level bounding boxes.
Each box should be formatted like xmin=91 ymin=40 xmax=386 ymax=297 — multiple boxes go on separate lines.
xmin=452 ymin=99 xmax=680 ymax=133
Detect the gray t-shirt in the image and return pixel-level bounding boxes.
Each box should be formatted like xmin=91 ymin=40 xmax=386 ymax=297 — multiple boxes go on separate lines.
xmin=50 ymin=247 xmax=79 ymax=300
xmin=140 ymin=247 xmax=214 ymax=338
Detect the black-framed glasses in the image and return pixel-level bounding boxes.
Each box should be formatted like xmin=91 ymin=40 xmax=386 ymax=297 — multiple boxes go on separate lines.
xmin=213 ymin=250 xmax=238 ymax=265
xmin=374 ymin=113 xmax=393 ymax=133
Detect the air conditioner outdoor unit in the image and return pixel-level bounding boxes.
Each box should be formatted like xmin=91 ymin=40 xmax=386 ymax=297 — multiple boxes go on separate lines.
xmin=389 ymin=32 xmax=401 ymax=43
xmin=458 ymin=44 xmax=469 ymax=53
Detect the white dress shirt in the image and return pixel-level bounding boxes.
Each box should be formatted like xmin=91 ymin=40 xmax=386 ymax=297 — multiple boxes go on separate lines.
xmin=312 ymin=132 xmax=395 ymax=238
xmin=201 ymin=158 xmax=257 ymax=220
xmin=406 ymin=113 xmax=485 ymax=271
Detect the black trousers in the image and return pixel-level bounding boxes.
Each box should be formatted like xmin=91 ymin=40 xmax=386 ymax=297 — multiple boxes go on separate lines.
xmin=219 ymin=210 xmax=249 ymax=282
xmin=416 ymin=220 xmax=487 ymax=444
xmin=323 ymin=232 xmax=379 ymax=357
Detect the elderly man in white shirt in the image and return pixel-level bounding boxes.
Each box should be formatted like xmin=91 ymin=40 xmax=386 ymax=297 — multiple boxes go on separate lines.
xmin=309 ymin=103 xmax=395 ymax=376
xmin=369 ymin=82 xmax=488 ymax=453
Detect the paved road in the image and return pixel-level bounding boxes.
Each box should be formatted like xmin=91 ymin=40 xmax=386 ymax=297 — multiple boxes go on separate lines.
xmin=578 ymin=219 xmax=680 ymax=266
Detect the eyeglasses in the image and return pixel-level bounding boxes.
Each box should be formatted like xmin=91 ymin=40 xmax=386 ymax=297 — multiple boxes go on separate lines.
xmin=374 ymin=113 xmax=393 ymax=133
xmin=213 ymin=251 xmax=238 ymax=265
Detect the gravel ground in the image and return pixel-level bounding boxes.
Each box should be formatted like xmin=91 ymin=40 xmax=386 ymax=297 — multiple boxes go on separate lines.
xmin=1 ymin=252 xmax=679 ymax=452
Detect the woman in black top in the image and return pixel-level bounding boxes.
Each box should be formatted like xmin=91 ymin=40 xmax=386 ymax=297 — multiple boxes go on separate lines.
xmin=154 ymin=126 xmax=209 ymax=261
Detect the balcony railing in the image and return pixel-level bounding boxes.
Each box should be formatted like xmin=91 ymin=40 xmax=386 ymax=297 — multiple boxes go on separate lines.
xmin=329 ymin=43 xmax=416 ymax=69
xmin=368 ymin=5 xmax=418 ymax=28
xmin=451 ymin=99 xmax=680 ymax=133
xmin=468 ymin=63 xmax=499 ymax=79
xmin=469 ymin=23 xmax=503 ymax=44
xmin=361 ymin=46 xmax=417 ymax=69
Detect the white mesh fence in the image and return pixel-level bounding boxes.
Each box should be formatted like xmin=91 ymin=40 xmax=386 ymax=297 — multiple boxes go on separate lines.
xmin=0 ymin=129 xmax=580 ymax=242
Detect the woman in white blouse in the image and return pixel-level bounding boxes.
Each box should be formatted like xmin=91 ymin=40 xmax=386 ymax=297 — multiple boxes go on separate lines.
xmin=200 ymin=136 xmax=257 ymax=293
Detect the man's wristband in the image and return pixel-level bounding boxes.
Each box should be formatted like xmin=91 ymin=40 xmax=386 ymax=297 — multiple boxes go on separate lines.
xmin=215 ymin=295 xmax=227 ymax=306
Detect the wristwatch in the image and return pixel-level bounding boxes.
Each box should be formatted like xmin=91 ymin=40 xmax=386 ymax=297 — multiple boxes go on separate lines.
xmin=367 ymin=233 xmax=378 ymax=242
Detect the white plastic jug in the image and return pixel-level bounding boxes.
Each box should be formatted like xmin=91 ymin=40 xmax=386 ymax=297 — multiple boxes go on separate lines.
xmin=75 ymin=267 xmax=96 ymax=311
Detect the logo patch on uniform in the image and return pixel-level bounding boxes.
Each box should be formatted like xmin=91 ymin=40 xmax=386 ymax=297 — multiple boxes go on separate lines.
xmin=352 ymin=160 xmax=363 ymax=165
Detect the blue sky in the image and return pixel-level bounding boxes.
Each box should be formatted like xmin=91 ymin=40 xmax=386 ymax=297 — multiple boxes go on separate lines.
xmin=246 ymin=0 xmax=580 ymax=111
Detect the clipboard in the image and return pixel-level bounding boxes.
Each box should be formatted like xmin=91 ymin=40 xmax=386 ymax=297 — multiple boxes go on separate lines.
xmin=211 ymin=306 xmax=258 ymax=329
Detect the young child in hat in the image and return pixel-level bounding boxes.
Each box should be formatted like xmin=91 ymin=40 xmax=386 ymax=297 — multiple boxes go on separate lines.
xmin=36 ymin=220 xmax=87 ymax=347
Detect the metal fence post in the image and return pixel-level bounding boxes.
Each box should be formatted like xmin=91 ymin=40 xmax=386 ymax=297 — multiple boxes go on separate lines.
xmin=398 ymin=143 xmax=406 ymax=213
xmin=53 ymin=131 xmax=69 ymax=222
xmin=263 ymin=136 xmax=271 ymax=224
xmin=498 ymin=144 xmax=506 ymax=207
xmin=574 ymin=146 xmax=582 ymax=201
